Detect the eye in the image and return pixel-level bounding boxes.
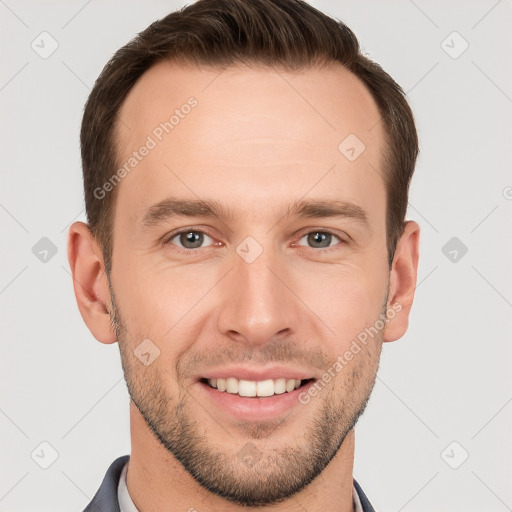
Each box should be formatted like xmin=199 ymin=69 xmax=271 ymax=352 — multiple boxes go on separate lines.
xmin=295 ymin=230 xmax=344 ymax=250
xmin=166 ymin=230 xmax=215 ymax=250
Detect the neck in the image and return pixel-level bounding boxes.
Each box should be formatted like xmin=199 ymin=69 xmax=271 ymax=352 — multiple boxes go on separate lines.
xmin=126 ymin=402 xmax=356 ymax=512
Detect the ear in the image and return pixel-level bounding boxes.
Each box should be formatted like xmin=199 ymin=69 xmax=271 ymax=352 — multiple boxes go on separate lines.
xmin=67 ymin=221 xmax=117 ymax=344
xmin=383 ymin=220 xmax=420 ymax=342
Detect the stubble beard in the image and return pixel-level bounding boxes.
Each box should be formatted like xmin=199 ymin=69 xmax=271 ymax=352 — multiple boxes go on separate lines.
xmin=109 ymin=281 xmax=385 ymax=506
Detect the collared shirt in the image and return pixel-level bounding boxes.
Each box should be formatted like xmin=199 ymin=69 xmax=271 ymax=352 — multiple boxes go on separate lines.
xmin=117 ymin=461 xmax=364 ymax=511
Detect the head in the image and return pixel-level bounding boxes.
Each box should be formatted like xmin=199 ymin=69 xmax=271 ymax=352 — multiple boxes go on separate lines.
xmin=68 ymin=0 xmax=420 ymax=507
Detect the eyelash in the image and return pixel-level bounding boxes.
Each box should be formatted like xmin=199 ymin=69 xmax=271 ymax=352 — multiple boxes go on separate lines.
xmin=163 ymin=228 xmax=347 ymax=254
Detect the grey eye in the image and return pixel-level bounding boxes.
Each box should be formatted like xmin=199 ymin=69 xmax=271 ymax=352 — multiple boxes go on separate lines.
xmin=170 ymin=231 xmax=214 ymax=249
xmin=298 ymin=231 xmax=340 ymax=249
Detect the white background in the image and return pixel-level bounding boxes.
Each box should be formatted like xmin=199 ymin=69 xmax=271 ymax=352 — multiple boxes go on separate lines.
xmin=1 ymin=1 xmax=511 ymax=511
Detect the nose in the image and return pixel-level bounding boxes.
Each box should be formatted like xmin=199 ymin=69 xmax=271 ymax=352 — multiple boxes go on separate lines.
xmin=216 ymin=245 xmax=300 ymax=347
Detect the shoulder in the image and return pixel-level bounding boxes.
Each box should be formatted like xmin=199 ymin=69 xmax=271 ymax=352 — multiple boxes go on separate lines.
xmin=353 ymin=478 xmax=377 ymax=512
xmin=82 ymin=455 xmax=130 ymax=512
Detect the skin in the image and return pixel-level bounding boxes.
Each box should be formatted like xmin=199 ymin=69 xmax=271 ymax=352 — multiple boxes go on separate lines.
xmin=68 ymin=61 xmax=420 ymax=511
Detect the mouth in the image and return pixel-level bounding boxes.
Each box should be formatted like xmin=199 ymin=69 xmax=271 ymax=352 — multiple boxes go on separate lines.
xmin=200 ymin=377 xmax=315 ymax=398
xmin=197 ymin=375 xmax=317 ymax=421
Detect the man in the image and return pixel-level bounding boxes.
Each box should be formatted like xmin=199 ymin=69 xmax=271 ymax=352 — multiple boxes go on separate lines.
xmin=68 ymin=0 xmax=420 ymax=510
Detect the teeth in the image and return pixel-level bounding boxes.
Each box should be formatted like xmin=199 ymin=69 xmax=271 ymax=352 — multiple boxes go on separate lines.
xmin=285 ymin=379 xmax=296 ymax=392
xmin=274 ymin=378 xmax=286 ymax=394
xmin=239 ymin=380 xmax=257 ymax=397
xmin=226 ymin=377 xmax=238 ymax=394
xmin=206 ymin=377 xmax=304 ymax=397
xmin=256 ymin=379 xmax=273 ymax=397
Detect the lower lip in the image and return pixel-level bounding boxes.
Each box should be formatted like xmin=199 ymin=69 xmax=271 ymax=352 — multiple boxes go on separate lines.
xmin=197 ymin=380 xmax=315 ymax=421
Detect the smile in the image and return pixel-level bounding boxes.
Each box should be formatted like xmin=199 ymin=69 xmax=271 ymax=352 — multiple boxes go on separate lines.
xmin=204 ymin=377 xmax=314 ymax=397
xmin=198 ymin=375 xmax=316 ymax=421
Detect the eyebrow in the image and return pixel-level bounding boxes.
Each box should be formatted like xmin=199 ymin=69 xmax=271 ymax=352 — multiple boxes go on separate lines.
xmin=141 ymin=197 xmax=368 ymax=227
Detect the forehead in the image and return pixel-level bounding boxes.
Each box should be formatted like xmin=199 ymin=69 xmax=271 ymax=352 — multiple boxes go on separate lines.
xmin=114 ymin=60 xmax=386 ymax=224
xmin=118 ymin=60 xmax=383 ymax=147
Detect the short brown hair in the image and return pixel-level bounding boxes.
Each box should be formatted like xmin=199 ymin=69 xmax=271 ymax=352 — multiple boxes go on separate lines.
xmin=81 ymin=0 xmax=418 ymax=273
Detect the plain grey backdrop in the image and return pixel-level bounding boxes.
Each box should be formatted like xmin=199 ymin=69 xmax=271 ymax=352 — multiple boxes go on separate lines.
xmin=1 ymin=1 xmax=511 ymax=511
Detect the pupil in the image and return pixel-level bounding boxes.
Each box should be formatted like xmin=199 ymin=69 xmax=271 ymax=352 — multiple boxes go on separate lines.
xmin=181 ymin=231 xmax=203 ymax=248
xmin=309 ymin=232 xmax=330 ymax=248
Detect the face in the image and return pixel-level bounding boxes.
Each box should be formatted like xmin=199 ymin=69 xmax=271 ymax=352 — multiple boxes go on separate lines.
xmin=109 ymin=61 xmax=391 ymax=505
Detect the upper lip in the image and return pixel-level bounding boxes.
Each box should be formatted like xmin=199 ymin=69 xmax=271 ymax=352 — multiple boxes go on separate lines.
xmin=196 ymin=365 xmax=317 ymax=382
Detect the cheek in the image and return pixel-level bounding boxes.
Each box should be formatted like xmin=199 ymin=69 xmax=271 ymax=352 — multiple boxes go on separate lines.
xmin=111 ymin=257 xmax=217 ymax=351
xmin=298 ymin=263 xmax=388 ymax=344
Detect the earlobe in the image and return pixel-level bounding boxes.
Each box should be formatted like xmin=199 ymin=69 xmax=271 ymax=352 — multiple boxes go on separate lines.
xmin=67 ymin=222 xmax=117 ymax=345
xmin=383 ymin=220 xmax=420 ymax=343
